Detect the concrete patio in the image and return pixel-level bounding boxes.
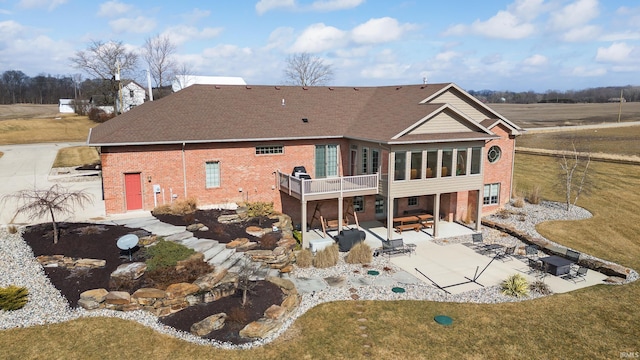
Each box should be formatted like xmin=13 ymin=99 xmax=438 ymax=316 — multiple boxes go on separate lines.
xmin=305 ymin=220 xmax=609 ymax=295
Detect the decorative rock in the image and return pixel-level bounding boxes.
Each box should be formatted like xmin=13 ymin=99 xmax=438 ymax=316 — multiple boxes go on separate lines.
xmin=279 ymin=264 xmax=293 ymax=273
xmin=218 ymin=214 xmax=242 ymax=224
xmin=165 ymin=282 xmax=200 ymax=299
xmin=176 ymin=252 xmax=205 ymax=269
xmin=226 ymin=237 xmax=249 ymax=249
xmin=264 ymin=305 xmax=286 ymax=320
xmin=239 ymin=318 xmax=279 ymax=339
xmin=77 ymin=298 xmax=100 ymax=310
xmin=186 ymin=223 xmax=205 ymax=232
xmin=325 ymin=275 xmax=347 ymax=287
xmin=266 ymin=276 xmax=296 ymax=292
xmin=199 ymin=226 xmax=209 ymax=232
xmin=245 ymin=226 xmax=266 ymax=238
xmin=194 ymin=268 xmax=228 ymax=291
xmin=75 ymin=258 xmax=106 ymax=268
xmin=111 ymin=262 xmax=147 ymax=280
xmin=105 ymin=291 xmax=131 ymax=305
xmin=280 ymin=294 xmax=300 ymax=312
xmin=236 ymin=242 xmax=258 ymax=252
xmin=80 ymin=288 xmax=109 ymax=303
xmin=207 ymin=282 xmax=237 ymax=302
xmin=132 ymin=288 xmax=166 ymax=299
xmin=138 ymin=235 xmax=158 ymax=246
xmin=190 ymin=313 xmax=227 ymax=336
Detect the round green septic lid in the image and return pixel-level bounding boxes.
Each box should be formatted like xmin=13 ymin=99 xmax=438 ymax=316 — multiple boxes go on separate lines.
xmin=367 ymin=270 xmax=380 ymax=276
xmin=391 ymin=287 xmax=405 ymax=293
xmin=434 ymin=315 xmax=453 ymax=326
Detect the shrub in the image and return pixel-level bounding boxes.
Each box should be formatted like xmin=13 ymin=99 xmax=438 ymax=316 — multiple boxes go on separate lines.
xmin=313 ymin=244 xmax=339 ymax=268
xmin=345 ymin=242 xmax=372 ymax=264
xmin=143 ymin=240 xmax=196 ymax=271
xmin=259 ymin=232 xmax=280 ymax=250
xmin=295 ymin=249 xmax=313 ymax=268
xmin=244 ymin=201 xmax=274 ymax=218
xmin=512 ymin=197 xmax=525 ymax=208
xmin=143 ymin=257 xmax=212 ymax=290
xmin=501 ymin=274 xmax=529 ymax=298
xmin=77 ymin=225 xmax=104 ymax=235
xmin=88 ymin=108 xmax=115 ymax=123
xmin=226 ymin=306 xmax=249 ymax=324
xmin=527 ymin=185 xmax=542 ymax=205
xmin=152 ymin=198 xmax=198 ymax=216
xmin=529 ymin=280 xmax=552 ymax=295
xmin=0 ymin=285 xmax=28 ymax=311
xmin=109 ymin=276 xmax=138 ymax=292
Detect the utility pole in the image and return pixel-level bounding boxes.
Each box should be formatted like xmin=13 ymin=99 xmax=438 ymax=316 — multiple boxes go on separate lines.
xmin=617 ymin=89 xmax=623 ymax=123
xmin=115 ymin=61 xmax=122 ymax=114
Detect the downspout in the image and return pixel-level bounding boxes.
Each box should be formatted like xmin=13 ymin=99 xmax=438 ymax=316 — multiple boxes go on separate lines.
xmin=182 ymin=142 xmax=187 ymax=198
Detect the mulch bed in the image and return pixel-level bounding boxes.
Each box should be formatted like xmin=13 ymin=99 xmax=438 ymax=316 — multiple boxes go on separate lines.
xmin=22 ymin=209 xmax=286 ymax=345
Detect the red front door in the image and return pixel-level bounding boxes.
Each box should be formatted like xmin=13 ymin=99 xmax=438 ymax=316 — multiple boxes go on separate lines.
xmin=124 ymin=173 xmax=142 ymax=211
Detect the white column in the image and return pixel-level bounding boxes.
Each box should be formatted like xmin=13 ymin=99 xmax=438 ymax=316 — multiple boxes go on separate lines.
xmin=301 ymin=201 xmax=308 ymax=248
xmin=434 ymin=193 xmax=441 ymax=238
xmin=476 ymin=188 xmax=483 ymax=231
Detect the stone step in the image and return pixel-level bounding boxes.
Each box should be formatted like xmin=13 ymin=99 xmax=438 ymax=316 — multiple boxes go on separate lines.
xmin=109 ymin=216 xmax=159 ymax=228
xmin=143 ymin=222 xmax=187 ymax=237
xmin=177 ymin=237 xmax=200 ymax=247
xmin=202 ymin=244 xmax=227 ymax=262
xmin=218 ymin=252 xmax=244 ymax=271
xmin=207 ymin=248 xmax=237 ymax=267
xmin=164 ymin=231 xmax=194 ymax=242
xmin=186 ymin=239 xmax=219 ymax=253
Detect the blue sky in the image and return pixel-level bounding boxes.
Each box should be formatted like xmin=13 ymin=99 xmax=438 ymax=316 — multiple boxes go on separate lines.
xmin=1 ymin=0 xmax=639 ymax=91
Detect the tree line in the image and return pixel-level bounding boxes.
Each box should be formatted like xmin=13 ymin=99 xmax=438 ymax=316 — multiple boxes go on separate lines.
xmin=468 ymin=85 xmax=640 ymax=104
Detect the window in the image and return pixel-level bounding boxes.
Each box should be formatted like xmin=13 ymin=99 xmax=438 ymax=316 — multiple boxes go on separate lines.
xmin=205 ymin=161 xmax=220 ymax=188
xmin=394 ymin=151 xmax=406 ymax=181
xmin=255 ymin=145 xmax=283 ymax=155
xmin=456 ymin=149 xmax=467 ymax=176
xmin=372 ymin=149 xmax=380 ymax=174
xmin=353 ymin=196 xmax=365 ymax=212
xmin=375 ymin=195 xmax=384 ymax=214
xmin=408 ymin=196 xmax=418 ymax=206
xmin=483 ymin=183 xmax=500 ymax=205
xmin=410 ymin=152 xmax=422 ymax=180
xmin=441 ymin=149 xmax=453 ymax=177
xmin=425 ymin=150 xmax=437 ymax=178
xmin=315 ymin=144 xmax=338 ymax=178
xmin=471 ymin=147 xmax=481 ymax=174
xmin=487 ymin=145 xmax=502 ymax=163
xmin=362 ymin=147 xmax=368 ymax=174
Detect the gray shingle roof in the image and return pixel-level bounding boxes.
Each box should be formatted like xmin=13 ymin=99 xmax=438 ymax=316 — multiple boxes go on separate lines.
xmin=87 ymin=83 xmax=505 ymax=146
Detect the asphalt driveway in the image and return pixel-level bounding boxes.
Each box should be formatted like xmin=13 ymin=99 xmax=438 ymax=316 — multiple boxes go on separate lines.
xmin=0 ymin=142 xmax=105 ymax=224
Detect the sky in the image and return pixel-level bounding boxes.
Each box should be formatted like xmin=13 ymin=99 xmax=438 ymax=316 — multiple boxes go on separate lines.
xmin=0 ymin=0 xmax=639 ymax=92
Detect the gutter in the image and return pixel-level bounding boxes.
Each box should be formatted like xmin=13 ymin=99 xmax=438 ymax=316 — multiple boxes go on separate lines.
xmin=182 ymin=142 xmax=187 ymax=198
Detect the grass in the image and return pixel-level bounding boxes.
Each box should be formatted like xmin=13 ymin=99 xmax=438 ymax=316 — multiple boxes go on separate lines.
xmin=0 ymin=114 xmax=99 ymax=145
xmin=2 ymin=129 xmax=640 ymax=357
xmin=517 ymin=125 xmax=640 ymax=157
xmin=52 ymin=146 xmax=100 ymax=168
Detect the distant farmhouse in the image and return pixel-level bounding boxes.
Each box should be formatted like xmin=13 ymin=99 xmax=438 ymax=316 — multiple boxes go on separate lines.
xmin=171 ymin=75 xmax=246 ymax=92
xmin=58 ymin=99 xmax=75 ymax=113
xmin=89 ymin=80 xmax=147 ymax=114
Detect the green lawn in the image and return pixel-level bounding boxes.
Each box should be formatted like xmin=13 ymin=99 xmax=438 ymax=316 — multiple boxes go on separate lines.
xmin=1 ymin=156 xmax=639 ymax=358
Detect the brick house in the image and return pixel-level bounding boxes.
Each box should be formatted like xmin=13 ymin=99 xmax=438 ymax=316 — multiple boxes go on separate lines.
xmin=87 ymin=83 xmax=521 ymax=246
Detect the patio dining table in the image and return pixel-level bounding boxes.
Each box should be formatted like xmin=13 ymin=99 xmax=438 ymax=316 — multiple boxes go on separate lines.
xmin=540 ymin=256 xmax=574 ymax=276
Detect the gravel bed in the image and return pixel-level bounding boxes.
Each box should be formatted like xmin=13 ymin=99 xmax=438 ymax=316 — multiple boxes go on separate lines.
xmin=0 ymin=200 xmax=636 ymax=350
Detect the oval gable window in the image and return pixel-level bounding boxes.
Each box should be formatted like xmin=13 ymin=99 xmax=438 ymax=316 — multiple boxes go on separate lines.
xmin=487 ymin=146 xmax=501 ymax=163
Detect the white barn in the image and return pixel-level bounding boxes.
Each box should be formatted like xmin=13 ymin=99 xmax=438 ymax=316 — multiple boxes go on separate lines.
xmin=171 ymin=75 xmax=246 ymax=92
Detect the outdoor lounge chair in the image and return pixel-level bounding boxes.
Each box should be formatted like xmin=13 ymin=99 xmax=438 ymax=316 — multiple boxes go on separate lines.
xmin=565 ymin=249 xmax=581 ymax=270
xmin=527 ymin=258 xmax=544 ymax=277
xmin=562 ymin=266 xmax=588 ymax=283
xmin=495 ymin=246 xmax=515 ymax=262
xmin=380 ymin=239 xmax=412 ymax=257
xmin=525 ymin=245 xmax=539 ymax=260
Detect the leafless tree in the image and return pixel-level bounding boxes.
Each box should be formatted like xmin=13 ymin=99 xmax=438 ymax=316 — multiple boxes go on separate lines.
xmin=558 ymin=142 xmax=592 ymax=212
xmin=236 ymin=255 xmax=263 ymax=307
xmin=283 ymin=52 xmax=334 ymax=86
xmin=142 ymin=34 xmax=177 ymax=98
xmin=70 ymin=40 xmax=139 ymax=80
xmin=2 ymin=184 xmax=93 ymax=244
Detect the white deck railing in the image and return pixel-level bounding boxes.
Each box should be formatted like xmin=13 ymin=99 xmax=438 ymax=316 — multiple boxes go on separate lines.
xmin=277 ymin=171 xmax=379 ymax=200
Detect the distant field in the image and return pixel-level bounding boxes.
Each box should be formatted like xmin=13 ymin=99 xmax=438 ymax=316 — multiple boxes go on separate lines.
xmin=0 ymin=104 xmax=59 ymax=120
xmin=490 ymin=102 xmax=640 ymax=128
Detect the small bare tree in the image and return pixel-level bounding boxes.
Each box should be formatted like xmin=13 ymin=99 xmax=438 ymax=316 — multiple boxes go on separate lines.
xmin=142 ymin=34 xmax=177 ymax=98
xmin=2 ymin=184 xmax=93 ymax=244
xmin=236 ymin=255 xmax=263 ymax=307
xmin=70 ymin=40 xmax=139 ymax=80
xmin=283 ymin=52 xmax=334 ymax=86
xmin=558 ymin=142 xmax=592 ymax=211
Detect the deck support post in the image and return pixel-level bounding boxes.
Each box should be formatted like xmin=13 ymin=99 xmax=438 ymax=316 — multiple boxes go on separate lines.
xmin=434 ymin=193 xmax=440 ymax=238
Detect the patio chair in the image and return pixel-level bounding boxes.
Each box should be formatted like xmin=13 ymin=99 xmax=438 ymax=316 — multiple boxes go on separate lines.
xmin=525 ymin=245 xmax=539 ymax=260
xmin=565 ymin=249 xmax=581 ymax=270
xmin=466 ymin=233 xmax=484 ymax=250
xmin=495 ymin=246 xmax=515 ymax=262
xmin=562 ymin=266 xmax=588 ymax=283
xmin=527 ymin=258 xmax=543 ymax=276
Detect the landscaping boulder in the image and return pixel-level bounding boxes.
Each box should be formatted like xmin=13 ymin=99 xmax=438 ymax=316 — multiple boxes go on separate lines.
xmin=165 ymin=282 xmax=200 ymax=299
xmin=193 ymin=268 xmax=228 ymax=291
xmin=264 ymin=305 xmax=286 ymax=320
xmin=75 ymin=258 xmax=106 ymax=268
xmin=80 ymin=288 xmax=109 ymax=303
xmin=266 ymin=276 xmax=296 ymax=293
xmin=186 ymin=223 xmax=205 ymax=232
xmin=190 ymin=313 xmax=227 ymax=336
xmin=236 ymin=241 xmax=258 ymax=252
xmin=226 ymin=237 xmax=249 ymax=249
xmin=105 ymin=291 xmax=131 ymax=305
xmin=245 ymin=226 xmax=267 ymax=238
xmin=218 ymin=214 xmax=241 ymax=224
xmin=111 ymin=262 xmax=147 ymax=280
xmin=77 ymin=298 xmax=100 ymax=310
xmin=239 ymin=318 xmax=279 ymax=339
xmin=132 ymin=287 xmax=166 ymax=306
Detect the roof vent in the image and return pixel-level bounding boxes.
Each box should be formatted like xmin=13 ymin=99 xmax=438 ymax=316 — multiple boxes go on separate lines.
xmin=302 ymin=86 xmax=308 ymax=90
xmin=396 ymin=86 xmax=402 ymax=90
xmin=246 ymin=85 xmax=252 ymax=89
xmin=353 ymin=87 xmax=359 ymax=91
xmin=214 ymin=85 xmax=220 ymax=89
xmin=302 ymin=118 xmax=308 ymax=123
xmin=282 ymin=98 xmax=285 ymax=106
xmin=328 ymin=87 xmax=334 ymax=90
xmin=275 ymin=86 xmax=280 ymax=90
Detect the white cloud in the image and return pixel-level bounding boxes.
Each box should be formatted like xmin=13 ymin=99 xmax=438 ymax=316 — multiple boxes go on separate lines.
xmin=435 ymin=51 xmax=460 ymax=62
xmin=509 ymin=0 xmax=547 ymax=21
xmin=561 ymin=25 xmax=601 ymax=42
xmin=523 ymin=54 xmax=548 ymax=66
xmin=264 ymin=27 xmax=295 ymax=50
xmin=571 ymin=66 xmax=607 ymax=77
xmin=17 ymin=0 xmax=67 ymax=11
xmin=599 ymin=31 xmax=640 ymax=42
xmin=0 ymin=20 xmax=27 ymax=40
xmin=351 ymin=17 xmax=416 ymax=44
xmin=181 ymin=8 xmax=210 ymax=23
xmin=289 ymin=23 xmax=347 ymax=53
xmin=595 ymin=42 xmax=638 ymax=63
xmin=161 ymin=25 xmax=223 ymax=46
xmin=98 ymin=1 xmax=133 ymax=17
xmin=360 ymin=63 xmax=411 ymax=79
xmin=310 ymin=0 xmax=364 ymax=12
xmin=548 ymin=0 xmax=599 ymax=30
xmin=444 ymin=10 xmax=535 ymax=39
xmin=109 ymin=16 xmax=156 ymax=34
xmin=256 ymin=0 xmax=295 ymax=15
xmin=202 ymin=44 xmax=252 ymax=59
xmin=482 ymin=53 xmax=503 ymax=65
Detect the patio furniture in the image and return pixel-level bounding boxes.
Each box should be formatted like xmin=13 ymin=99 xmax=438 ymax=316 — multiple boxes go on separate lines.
xmin=525 ymin=245 xmax=539 ymax=260
xmin=467 ymin=233 xmax=483 ymax=249
xmin=562 ymin=266 xmax=588 ymax=283
xmin=565 ymin=249 xmax=581 ymax=271
xmin=495 ymin=245 xmax=515 ymax=262
xmin=309 ymin=238 xmax=335 ymax=253
xmin=320 ymin=215 xmax=348 ymax=238
xmin=478 ymin=243 xmax=503 ymax=256
xmin=393 ymin=215 xmax=423 ymax=233
xmin=539 ymin=256 xmax=574 ymax=276
xmin=381 ymin=238 xmax=412 ymax=257
xmin=334 ymin=228 xmax=365 ymax=252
